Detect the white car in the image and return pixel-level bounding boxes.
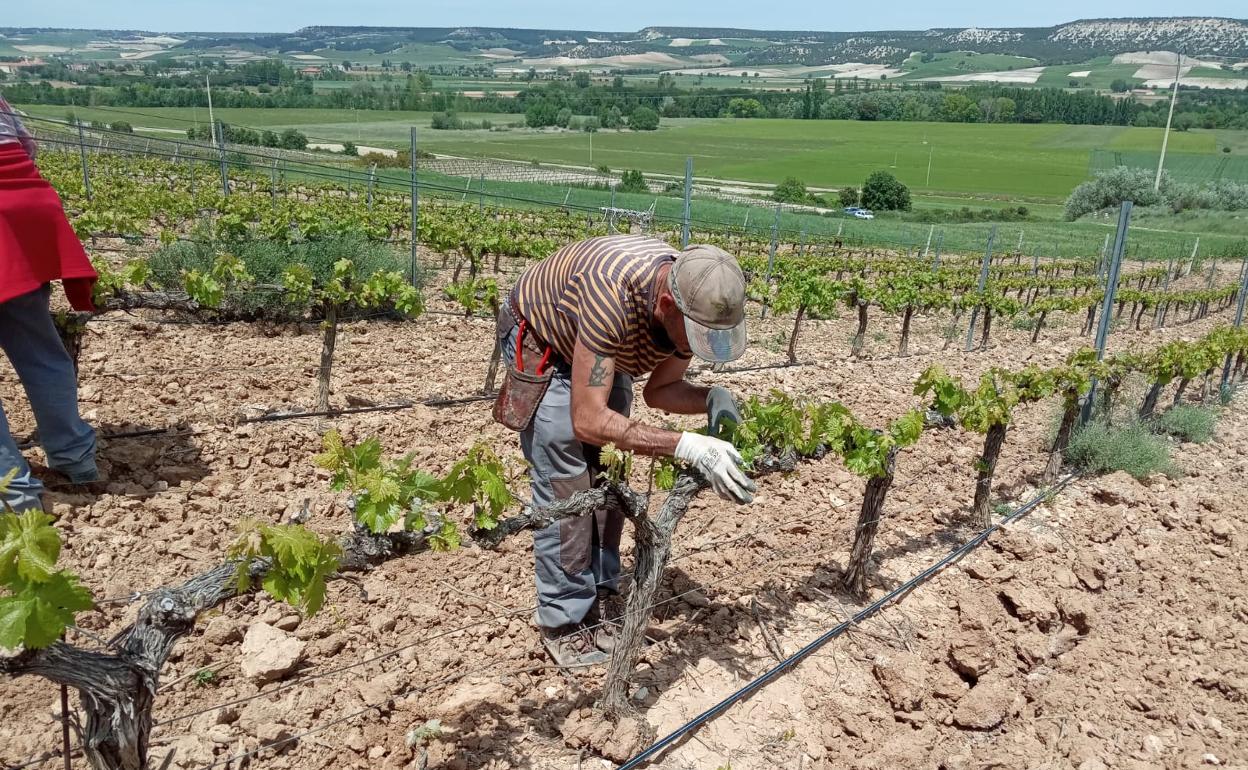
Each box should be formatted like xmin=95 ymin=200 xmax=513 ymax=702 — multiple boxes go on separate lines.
xmin=853 ymin=210 xmax=874 ymax=220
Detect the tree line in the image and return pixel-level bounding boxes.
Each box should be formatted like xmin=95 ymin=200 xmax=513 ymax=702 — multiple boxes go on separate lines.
xmin=5 ymin=62 xmax=1248 ymax=130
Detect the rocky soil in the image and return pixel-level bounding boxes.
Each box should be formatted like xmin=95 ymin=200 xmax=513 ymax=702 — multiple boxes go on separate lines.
xmin=1 ymin=263 xmax=1245 ymax=770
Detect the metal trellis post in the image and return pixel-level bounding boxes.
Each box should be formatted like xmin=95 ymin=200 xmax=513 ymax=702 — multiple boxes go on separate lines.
xmin=1220 ymin=256 xmax=1248 ymax=395
xmin=410 ymin=127 xmax=419 ymax=287
xmin=761 ymin=204 xmax=781 ymax=320
xmin=1080 ymin=201 xmax=1132 ymax=426
xmin=367 ymin=162 xmax=377 ymax=211
xmin=964 ymin=226 xmax=996 ymax=352
xmin=1155 ymin=258 xmax=1173 ymax=328
xmin=680 ymin=156 xmax=692 ymax=249
xmin=76 ymin=121 xmax=92 ymax=201
xmin=932 ymin=232 xmax=943 ymax=269
xmin=270 ymin=159 xmax=278 ymax=203
xmin=215 ymin=120 xmax=230 ymax=197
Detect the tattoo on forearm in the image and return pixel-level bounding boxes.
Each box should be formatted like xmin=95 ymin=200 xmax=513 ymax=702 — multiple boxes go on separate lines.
xmin=588 ymin=354 xmax=609 ymax=387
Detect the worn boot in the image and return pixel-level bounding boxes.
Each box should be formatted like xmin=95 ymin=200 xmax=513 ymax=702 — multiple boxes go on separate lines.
xmin=586 ymin=590 xmax=622 ymax=654
xmin=540 ymin=623 xmax=608 ymax=668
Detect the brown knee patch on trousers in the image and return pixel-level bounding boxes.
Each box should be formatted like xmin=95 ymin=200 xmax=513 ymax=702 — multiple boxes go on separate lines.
xmin=550 ymin=470 xmax=593 ymax=574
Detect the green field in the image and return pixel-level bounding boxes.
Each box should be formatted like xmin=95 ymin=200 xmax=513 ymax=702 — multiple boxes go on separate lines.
xmin=415 ymin=119 xmax=1230 ymax=200
xmin=1089 ymin=149 xmax=1248 ymax=182
xmin=24 ymin=105 xmax=1242 ymax=201
xmin=897 ymin=51 xmax=1040 ymax=80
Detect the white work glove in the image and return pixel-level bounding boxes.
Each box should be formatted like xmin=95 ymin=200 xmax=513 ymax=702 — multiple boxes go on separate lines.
xmin=674 ymin=432 xmax=757 ymax=504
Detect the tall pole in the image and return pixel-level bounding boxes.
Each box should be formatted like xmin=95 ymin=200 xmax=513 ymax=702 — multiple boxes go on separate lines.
xmin=925 ymin=144 xmax=933 ymax=187
xmin=205 ymin=74 xmax=215 ymax=135
xmin=1154 ymin=53 xmax=1182 ymax=193
xmin=1081 ymin=202 xmax=1133 ymax=426
xmin=680 ymin=156 xmax=692 ymax=249
xmin=410 ymin=127 xmax=419 ymax=287
xmin=964 ymin=226 xmax=996 ymax=352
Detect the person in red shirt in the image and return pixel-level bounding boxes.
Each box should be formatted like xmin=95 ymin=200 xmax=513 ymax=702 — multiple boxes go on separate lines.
xmin=0 ymin=94 xmax=100 ymax=511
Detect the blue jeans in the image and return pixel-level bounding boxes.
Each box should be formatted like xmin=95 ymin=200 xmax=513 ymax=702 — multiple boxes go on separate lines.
xmin=0 ymin=285 xmax=97 ymax=512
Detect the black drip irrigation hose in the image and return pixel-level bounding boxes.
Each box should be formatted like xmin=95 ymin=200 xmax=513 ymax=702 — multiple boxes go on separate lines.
xmin=238 ymin=401 xmax=417 ymax=423
xmin=238 ymin=393 xmax=497 ymax=423
xmin=617 ymin=472 xmax=1079 ymax=770
xmin=16 ymin=427 xmax=195 ymax=451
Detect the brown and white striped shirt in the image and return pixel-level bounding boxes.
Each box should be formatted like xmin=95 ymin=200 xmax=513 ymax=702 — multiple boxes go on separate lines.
xmin=512 ymin=235 xmax=689 ymax=377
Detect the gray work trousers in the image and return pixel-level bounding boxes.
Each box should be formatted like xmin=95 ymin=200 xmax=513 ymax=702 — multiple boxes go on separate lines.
xmin=497 ymin=312 xmax=633 ymax=629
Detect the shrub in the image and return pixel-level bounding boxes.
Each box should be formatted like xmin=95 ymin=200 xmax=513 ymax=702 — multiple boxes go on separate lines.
xmin=342 ymin=141 xmax=358 ymax=156
xmin=629 ymin=106 xmax=660 ymax=131
xmin=838 ymin=187 xmax=859 ymax=207
xmin=1065 ymin=420 xmax=1177 ymax=479
xmin=617 ymin=169 xmax=648 ymax=194
xmin=109 ymin=121 xmax=134 ymax=133
xmin=1150 ymin=404 xmax=1217 ymax=444
xmin=1067 ymin=167 xmax=1248 ymax=219
xmin=430 ymin=111 xmax=461 ymax=130
xmin=600 ymin=106 xmax=624 ymax=129
xmin=773 ymin=177 xmax=816 ymax=205
xmin=727 ymin=98 xmax=766 ymax=118
xmin=362 ymin=149 xmax=433 ymax=169
xmin=1064 ymin=166 xmax=1168 ymax=220
xmin=278 ymin=128 xmax=307 ymax=151
xmin=860 ymin=170 xmax=911 ymax=211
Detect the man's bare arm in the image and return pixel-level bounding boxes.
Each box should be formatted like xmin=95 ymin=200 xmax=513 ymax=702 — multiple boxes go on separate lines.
xmin=570 ymin=337 xmax=682 ymax=456
xmin=643 ymin=354 xmax=708 ymax=415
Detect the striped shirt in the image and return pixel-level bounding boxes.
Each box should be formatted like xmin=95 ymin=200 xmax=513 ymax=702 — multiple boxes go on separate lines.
xmin=513 ymin=235 xmax=688 ymax=377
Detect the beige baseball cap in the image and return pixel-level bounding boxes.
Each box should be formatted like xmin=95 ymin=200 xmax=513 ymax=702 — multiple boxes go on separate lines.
xmin=668 ymin=244 xmax=748 ymax=363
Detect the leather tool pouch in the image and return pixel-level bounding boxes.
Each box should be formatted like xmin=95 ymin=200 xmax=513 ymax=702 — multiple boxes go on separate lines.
xmin=493 ymin=314 xmax=554 ymax=432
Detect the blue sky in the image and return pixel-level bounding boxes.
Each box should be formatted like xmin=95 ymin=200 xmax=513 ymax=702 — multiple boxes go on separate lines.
xmin=5 ymin=1 xmax=1246 ymax=33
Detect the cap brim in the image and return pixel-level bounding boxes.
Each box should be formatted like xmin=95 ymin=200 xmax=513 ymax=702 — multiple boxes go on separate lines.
xmin=684 ymin=316 xmax=746 ymax=363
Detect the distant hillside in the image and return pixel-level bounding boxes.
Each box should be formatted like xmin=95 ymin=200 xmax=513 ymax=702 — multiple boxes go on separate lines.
xmin=195 ymin=18 xmax=1248 ymax=64
xmin=3 ymin=18 xmax=1247 ymax=68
